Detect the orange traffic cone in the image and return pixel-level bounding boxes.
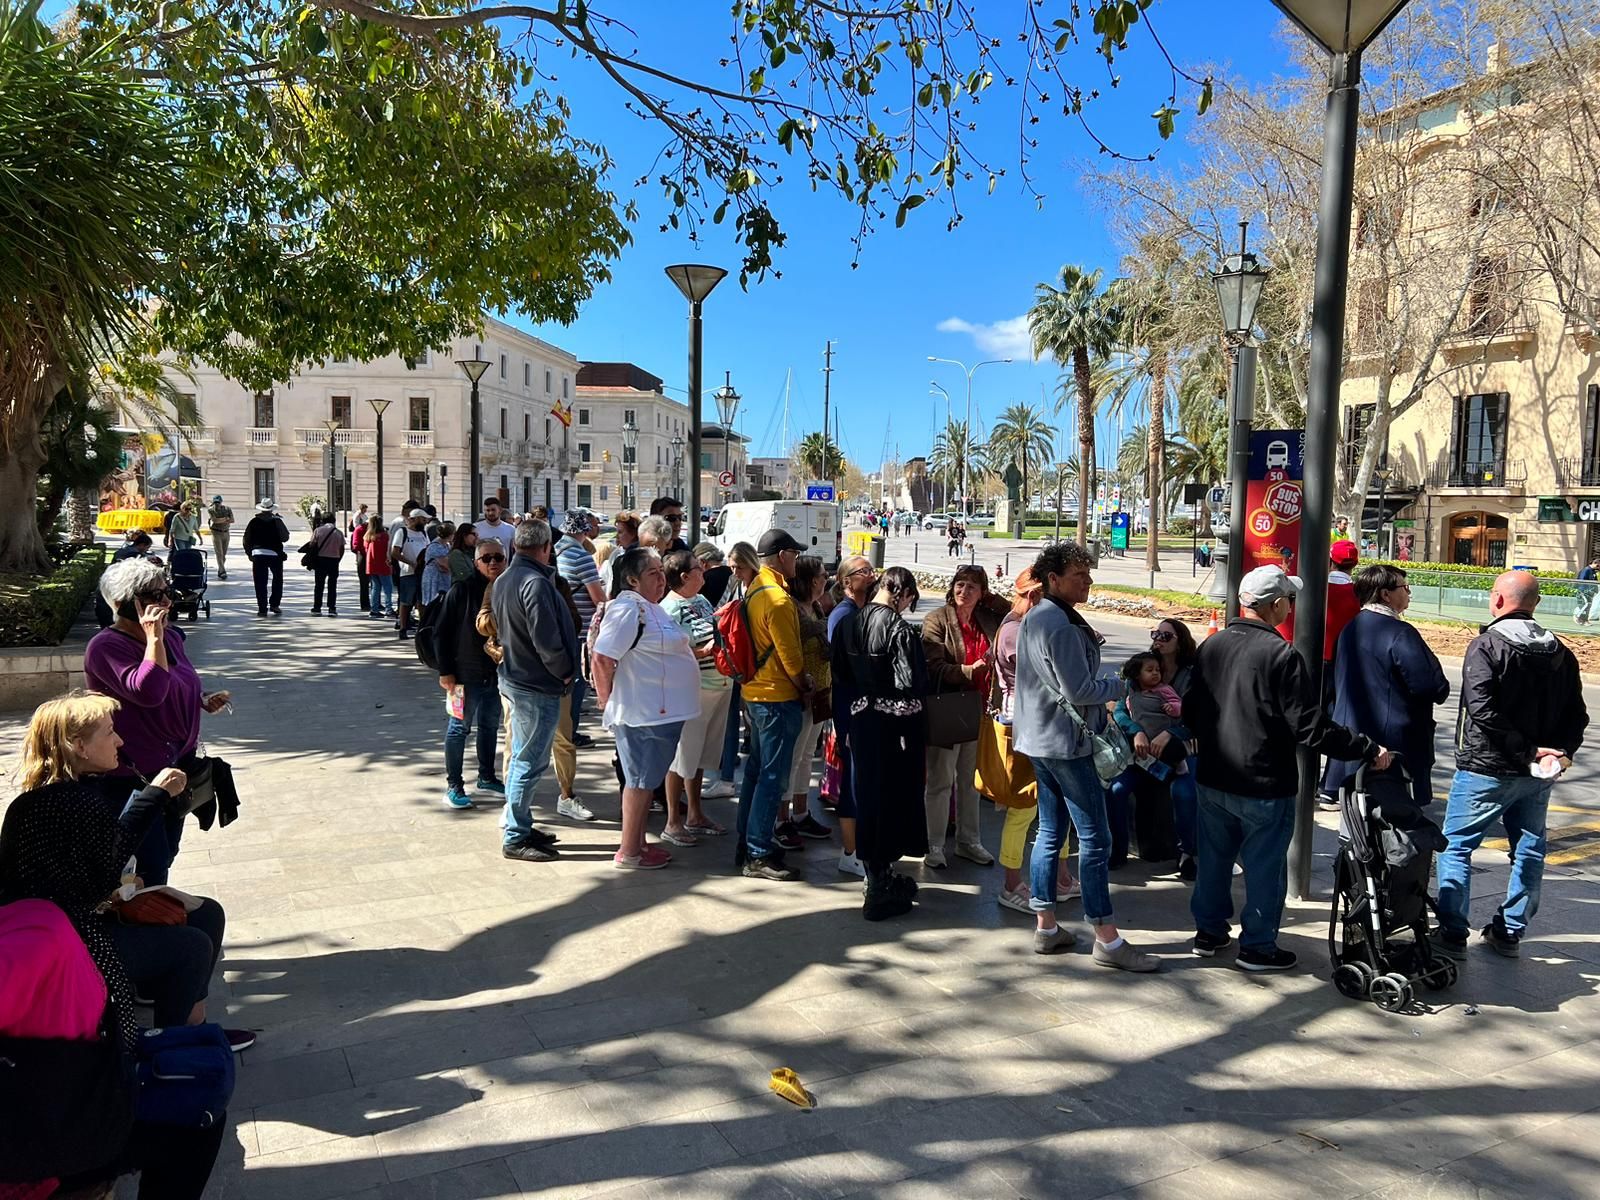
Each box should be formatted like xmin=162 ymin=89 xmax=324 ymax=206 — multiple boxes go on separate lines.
xmin=1205 ymin=609 xmax=1220 ymax=638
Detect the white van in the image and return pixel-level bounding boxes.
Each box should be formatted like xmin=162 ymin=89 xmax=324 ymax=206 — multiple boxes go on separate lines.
xmin=709 ymin=500 xmax=842 ymax=569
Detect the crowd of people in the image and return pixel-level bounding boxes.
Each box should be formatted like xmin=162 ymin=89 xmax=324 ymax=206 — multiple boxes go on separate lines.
xmin=0 ymin=493 xmax=1591 ymax=1196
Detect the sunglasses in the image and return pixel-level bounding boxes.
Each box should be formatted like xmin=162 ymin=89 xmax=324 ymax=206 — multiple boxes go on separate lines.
xmin=478 ymin=554 xmax=506 ymax=564
xmin=139 ymin=589 xmax=171 ymax=605
xmin=1149 ymin=630 xmax=1175 ymax=643
xmin=665 ymin=513 xmax=684 ymax=522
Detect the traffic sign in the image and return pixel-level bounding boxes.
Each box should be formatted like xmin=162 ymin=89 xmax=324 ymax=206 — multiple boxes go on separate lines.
xmin=1208 ymin=485 xmax=1227 ymax=507
xmin=805 ymin=481 xmax=836 ymax=502
xmin=717 ymin=470 xmax=736 ymax=488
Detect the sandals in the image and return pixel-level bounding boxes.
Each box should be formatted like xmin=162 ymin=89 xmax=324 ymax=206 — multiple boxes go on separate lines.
xmin=684 ymin=820 xmax=727 ymax=837
xmin=661 ymin=826 xmax=700 ymax=847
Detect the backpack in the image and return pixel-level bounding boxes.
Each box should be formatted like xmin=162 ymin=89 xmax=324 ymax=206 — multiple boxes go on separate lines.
xmin=713 ymin=583 xmax=775 ymax=683
xmin=413 ymin=594 xmax=446 ymax=671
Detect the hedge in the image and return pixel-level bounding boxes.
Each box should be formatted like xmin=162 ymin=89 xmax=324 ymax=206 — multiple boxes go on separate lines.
xmin=0 ymin=545 xmax=109 ymax=648
xmin=1369 ymin=558 xmax=1579 ymax=597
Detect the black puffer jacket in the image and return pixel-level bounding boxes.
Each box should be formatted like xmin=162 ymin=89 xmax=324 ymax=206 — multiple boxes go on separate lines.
xmin=1455 ymin=612 xmax=1587 ymax=777
xmin=435 ymin=572 xmax=496 ymax=686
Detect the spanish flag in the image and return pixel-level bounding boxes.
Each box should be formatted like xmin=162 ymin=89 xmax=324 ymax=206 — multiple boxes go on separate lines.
xmin=550 ymin=401 xmax=574 ymax=428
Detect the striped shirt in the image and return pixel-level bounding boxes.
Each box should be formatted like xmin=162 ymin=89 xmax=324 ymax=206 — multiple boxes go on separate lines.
xmin=554 ymin=534 xmax=602 ymax=631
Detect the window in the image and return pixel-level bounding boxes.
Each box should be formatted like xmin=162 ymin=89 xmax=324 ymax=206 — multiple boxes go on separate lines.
xmin=500 ymin=474 xmax=509 ymax=494
xmin=700 ymin=452 xmax=714 ymax=470
xmin=253 ymin=467 xmax=276 ymax=504
xmin=473 ymin=343 xmax=481 ymax=360
xmin=408 ymin=470 xmax=429 ymax=503
xmin=523 ymin=362 xmax=530 ymax=388
xmin=578 ymin=407 xmax=591 ymax=426
xmin=579 ymin=442 xmax=592 ymax=463
xmin=562 ymin=377 xmax=570 ymax=399
xmin=499 ymin=353 xmax=507 ymax=379
xmin=600 ymin=484 xmax=609 ymax=502
xmin=545 ymin=418 xmax=551 ymax=442
xmin=253 ymin=391 xmax=274 ymax=427
xmin=499 ymin=409 xmax=507 ymax=438
xmin=563 ymin=479 xmax=570 ymax=509
xmin=1581 ymin=385 xmax=1600 ymax=487
xmin=408 ymin=396 xmax=430 ymax=431
xmin=1449 ymin=392 xmax=1507 ymax=485
xmin=1464 ymin=254 xmax=1514 ymax=336
xmin=1352 ymin=278 xmax=1386 ymax=354
xmin=623 ymin=408 xmax=636 ymax=426
xmin=656 ymin=411 xmax=661 ymax=429
xmin=545 ymin=369 xmax=552 ymax=392
xmin=523 ymin=476 xmax=532 ymax=509
xmin=1341 ymin=403 xmax=1385 ymax=476
xmin=523 ymin=413 xmax=531 ymax=440
xmin=578 ymin=483 xmax=591 ymax=508
xmin=656 ymin=444 xmax=662 ymax=465
xmin=622 ymin=445 xmax=636 ymax=466
xmin=545 ymin=478 xmax=553 ymax=509
xmin=330 ymin=395 xmax=353 ymax=428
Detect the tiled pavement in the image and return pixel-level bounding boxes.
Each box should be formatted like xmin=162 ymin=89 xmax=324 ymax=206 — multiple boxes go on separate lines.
xmin=3 ymin=563 xmax=1599 ymax=1199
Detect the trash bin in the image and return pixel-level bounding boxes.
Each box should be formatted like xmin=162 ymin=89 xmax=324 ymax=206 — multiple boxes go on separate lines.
xmin=867 ymin=534 xmax=885 ymax=568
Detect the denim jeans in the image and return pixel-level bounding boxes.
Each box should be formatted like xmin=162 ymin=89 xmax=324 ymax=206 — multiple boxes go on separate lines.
xmin=1172 ymin=757 xmax=1198 ymax=858
xmin=445 ymin=683 xmax=503 ymax=790
xmin=1030 ymin=754 xmax=1113 ymax=923
xmin=1191 ymin=785 xmax=1296 ymax=951
xmin=569 ymin=675 xmax=589 ymax=737
xmin=1437 ymin=770 xmax=1552 ymax=939
xmin=719 ymin=682 xmax=743 ymax=781
xmin=499 ymin=682 xmax=564 ymax=847
xmin=369 ymin=574 xmax=394 ymax=611
xmin=736 ymin=699 xmax=803 ymax=863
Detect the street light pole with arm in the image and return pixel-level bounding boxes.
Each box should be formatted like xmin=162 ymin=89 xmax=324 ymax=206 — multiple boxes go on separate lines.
xmin=929 ymin=381 xmax=951 ymax=512
xmin=928 ymin=356 xmax=1012 ymax=516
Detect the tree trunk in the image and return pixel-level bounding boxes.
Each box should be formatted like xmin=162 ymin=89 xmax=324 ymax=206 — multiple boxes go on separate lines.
xmin=0 ymin=452 xmax=53 ymax=574
xmin=1146 ymin=352 xmax=1167 ymax=572
xmin=1073 ymin=347 xmax=1095 ymax=548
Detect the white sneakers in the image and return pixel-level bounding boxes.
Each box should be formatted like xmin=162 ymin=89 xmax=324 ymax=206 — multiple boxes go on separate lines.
xmin=837 ymin=852 xmax=865 ymax=878
xmin=557 ymin=796 xmax=596 ymax=822
xmin=701 ymin=779 xmax=739 ymax=799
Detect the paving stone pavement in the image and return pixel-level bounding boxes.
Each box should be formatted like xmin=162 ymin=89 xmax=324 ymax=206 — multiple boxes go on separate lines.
xmin=3 ymin=562 xmax=1599 ymax=1199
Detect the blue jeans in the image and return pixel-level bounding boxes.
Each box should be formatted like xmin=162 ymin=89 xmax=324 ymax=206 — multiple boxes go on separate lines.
xmin=1437 ymin=770 xmax=1552 ymax=939
xmin=719 ymin=683 xmax=743 ymax=781
xmin=1191 ymin=785 xmax=1296 ymax=951
xmin=369 ymin=575 xmax=394 ymax=611
xmin=1030 ymin=755 xmax=1113 ymax=923
xmin=499 ymin=683 xmax=563 ymax=847
xmin=1172 ymin=758 xmax=1198 ymax=858
xmin=445 ymin=683 xmax=503 ymax=790
xmin=569 ymin=675 xmax=588 ymax=737
xmin=736 ymin=699 xmax=803 ymax=863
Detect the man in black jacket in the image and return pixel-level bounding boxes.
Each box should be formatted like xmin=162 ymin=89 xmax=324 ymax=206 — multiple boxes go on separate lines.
xmin=1185 ymin=565 xmax=1390 ymax=972
xmin=241 ymin=499 xmax=290 ymax=616
xmin=436 ymin=537 xmax=508 ymax=811
xmin=1437 ymin=570 xmax=1588 ymax=958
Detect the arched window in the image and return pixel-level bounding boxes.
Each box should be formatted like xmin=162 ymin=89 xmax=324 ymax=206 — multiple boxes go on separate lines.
xmin=1448 ymin=510 xmax=1509 ymax=568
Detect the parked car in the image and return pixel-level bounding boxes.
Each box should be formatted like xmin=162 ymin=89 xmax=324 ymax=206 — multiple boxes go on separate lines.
xmin=922 ymin=511 xmax=956 ymax=530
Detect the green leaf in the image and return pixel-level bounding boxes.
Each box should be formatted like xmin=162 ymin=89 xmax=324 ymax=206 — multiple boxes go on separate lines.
xmin=1196 ymin=78 xmax=1214 ymax=115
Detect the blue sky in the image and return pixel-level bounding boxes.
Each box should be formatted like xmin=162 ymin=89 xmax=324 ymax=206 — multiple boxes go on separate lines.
xmin=513 ymin=0 xmax=1303 ymax=473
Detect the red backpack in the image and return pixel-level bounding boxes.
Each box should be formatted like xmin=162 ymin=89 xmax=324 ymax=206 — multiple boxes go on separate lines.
xmin=713 ymin=583 xmax=775 ymax=683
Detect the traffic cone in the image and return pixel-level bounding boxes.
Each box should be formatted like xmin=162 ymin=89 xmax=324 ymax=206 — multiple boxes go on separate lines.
xmin=1206 ymin=609 xmax=1220 ymax=638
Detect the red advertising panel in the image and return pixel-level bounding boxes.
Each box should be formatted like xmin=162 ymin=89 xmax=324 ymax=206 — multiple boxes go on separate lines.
xmin=1242 ymin=430 xmax=1305 ymax=577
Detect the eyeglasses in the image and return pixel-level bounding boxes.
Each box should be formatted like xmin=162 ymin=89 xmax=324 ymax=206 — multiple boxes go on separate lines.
xmin=1149 ymin=630 xmax=1176 ymax=643
xmin=138 ymin=589 xmax=171 ymax=605
xmin=478 ymin=554 xmax=506 ymax=564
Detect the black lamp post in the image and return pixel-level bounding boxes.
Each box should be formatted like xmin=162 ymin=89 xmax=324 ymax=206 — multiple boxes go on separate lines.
xmin=621 ymin=416 xmax=639 ymax=511
xmin=665 ymin=264 xmax=728 ymax=546
xmin=1273 ymin=0 xmax=1410 ymax=900
xmin=671 ymin=432 xmax=685 ymax=497
xmin=366 ymin=398 xmax=391 ymax=519
xmin=1211 ymin=219 xmax=1270 ymax=623
xmin=1373 ymin=464 xmax=1393 ymax=557
xmin=456 ymin=356 xmax=491 ymax=519
xmin=713 ymin=372 xmax=741 ymax=506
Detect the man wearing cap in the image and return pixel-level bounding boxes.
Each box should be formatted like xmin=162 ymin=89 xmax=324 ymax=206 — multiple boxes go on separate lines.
xmin=1278 ymin=539 xmax=1362 ymax=668
xmin=1184 ymin=564 xmax=1392 ymax=972
xmin=242 ymin=499 xmax=291 ymax=616
xmin=206 ymin=494 xmax=234 ymax=579
xmin=735 ymin=528 xmax=811 ymax=881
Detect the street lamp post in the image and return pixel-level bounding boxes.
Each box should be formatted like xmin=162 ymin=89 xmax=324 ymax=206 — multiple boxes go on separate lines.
xmin=1373 ymin=464 xmax=1393 ymax=557
xmin=713 ymin=372 xmax=741 ymax=507
xmin=456 ymin=356 xmax=491 ymax=519
xmin=929 ymin=356 xmax=1011 ymax=516
xmin=621 ymin=416 xmax=639 ymax=511
xmin=665 ymin=264 xmax=728 ymax=547
xmin=321 ymin=419 xmax=341 ymax=517
xmin=1054 ymin=462 xmax=1069 ymax=543
xmin=929 ymin=382 xmax=952 ymax=512
xmin=366 ymin=398 xmax=391 ymax=519
xmin=1273 ymin=0 xmax=1410 ymax=900
xmin=671 ymin=433 xmax=685 ymax=498
xmin=1211 ymin=219 xmax=1270 ymax=624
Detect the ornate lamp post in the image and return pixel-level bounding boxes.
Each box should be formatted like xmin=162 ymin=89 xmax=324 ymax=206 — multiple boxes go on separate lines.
xmin=712 ymin=372 xmax=741 ymax=506
xmin=671 ymin=432 xmax=685 ymax=498
xmin=366 ymin=398 xmax=391 ymax=518
xmin=665 ymin=264 xmax=728 ymax=546
xmin=621 ymin=416 xmax=639 ymax=511
xmin=455 ymin=356 xmax=491 ymax=518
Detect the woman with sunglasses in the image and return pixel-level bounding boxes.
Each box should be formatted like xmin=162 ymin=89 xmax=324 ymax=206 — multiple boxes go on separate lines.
xmin=81 ymin=558 xmax=230 ymax=884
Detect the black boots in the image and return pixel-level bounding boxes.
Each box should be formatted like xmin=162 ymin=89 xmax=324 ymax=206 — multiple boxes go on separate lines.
xmin=863 ymin=865 xmax=917 ymax=922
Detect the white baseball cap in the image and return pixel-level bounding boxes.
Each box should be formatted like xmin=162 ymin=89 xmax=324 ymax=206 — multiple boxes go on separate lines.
xmin=1240 ymin=565 xmax=1303 ymax=604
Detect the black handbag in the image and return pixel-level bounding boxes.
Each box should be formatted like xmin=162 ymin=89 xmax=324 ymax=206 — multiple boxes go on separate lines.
xmin=175 ymin=752 xmax=218 ymax=815
xmin=923 ymin=687 xmax=982 ymax=748
xmin=0 ymin=1014 xmax=135 ymax=1183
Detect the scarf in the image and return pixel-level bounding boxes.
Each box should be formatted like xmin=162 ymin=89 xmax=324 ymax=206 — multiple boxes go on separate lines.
xmin=0 ymin=782 xmax=137 ymax=1048
xmin=1362 ymin=602 xmax=1400 ymax=618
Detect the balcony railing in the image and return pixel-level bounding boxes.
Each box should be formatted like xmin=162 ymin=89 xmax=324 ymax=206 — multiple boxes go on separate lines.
xmin=245 ymin=427 xmax=278 ymax=446
xmin=403 ymin=430 xmax=434 ymax=450
xmin=1555 ymin=457 xmax=1600 ymax=489
xmin=557 ymin=448 xmax=572 ymax=473
xmin=177 ymin=425 xmax=216 ymax=451
xmin=520 ymin=441 xmax=551 ymax=468
xmin=293 ymin=428 xmax=377 ymax=449
xmin=1427 ymin=458 xmax=1526 ymax=491
xmin=1442 ymin=300 xmax=1538 ymax=353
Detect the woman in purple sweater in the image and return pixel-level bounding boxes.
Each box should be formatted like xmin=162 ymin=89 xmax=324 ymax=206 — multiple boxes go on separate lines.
xmin=82 ymin=558 xmax=230 ymax=883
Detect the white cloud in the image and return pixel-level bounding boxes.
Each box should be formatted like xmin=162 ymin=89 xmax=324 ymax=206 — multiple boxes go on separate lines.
xmin=935 ymin=314 xmax=1036 ymax=361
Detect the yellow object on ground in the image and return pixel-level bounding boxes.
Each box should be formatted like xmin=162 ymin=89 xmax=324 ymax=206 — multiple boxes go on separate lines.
xmin=768 ymin=1067 xmax=816 ymax=1109
xmin=97 ymin=509 xmax=165 ymax=532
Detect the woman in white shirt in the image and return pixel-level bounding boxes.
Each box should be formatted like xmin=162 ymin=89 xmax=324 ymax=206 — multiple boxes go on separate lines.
xmin=659 ymin=549 xmax=734 ymax=846
xmin=592 ymin=548 xmax=701 ymax=870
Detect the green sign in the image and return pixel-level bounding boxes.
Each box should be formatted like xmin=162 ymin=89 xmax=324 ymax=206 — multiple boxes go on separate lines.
xmin=1109 ymin=512 xmax=1129 ymax=551
xmin=1391 ymin=519 xmax=1416 ymax=528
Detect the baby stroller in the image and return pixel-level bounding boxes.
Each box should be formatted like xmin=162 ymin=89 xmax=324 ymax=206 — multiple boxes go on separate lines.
xmin=167 ymin=547 xmax=211 ymax=622
xmin=1328 ymin=764 xmax=1456 ymax=1011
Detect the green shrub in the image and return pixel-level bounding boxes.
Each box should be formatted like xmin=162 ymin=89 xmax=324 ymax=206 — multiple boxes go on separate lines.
xmin=0 ymin=546 xmax=108 ymax=647
xmin=1370 ymin=558 xmax=1578 ymax=597
xmin=1168 ymin=516 xmax=1195 ymax=538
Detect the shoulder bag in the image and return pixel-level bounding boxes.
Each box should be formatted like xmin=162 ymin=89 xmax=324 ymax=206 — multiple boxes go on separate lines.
xmin=1057 ymin=691 xmax=1134 ymax=783
xmin=923 ymin=682 xmax=982 ymax=747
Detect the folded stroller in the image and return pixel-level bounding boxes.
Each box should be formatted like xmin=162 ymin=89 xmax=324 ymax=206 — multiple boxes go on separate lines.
xmin=167 ymin=547 xmax=211 ymax=622
xmin=1328 ymin=764 xmax=1456 ymax=1011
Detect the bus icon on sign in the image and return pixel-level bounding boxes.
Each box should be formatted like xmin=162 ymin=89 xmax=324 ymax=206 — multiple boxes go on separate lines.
xmin=1265 ymin=440 xmax=1290 ymax=471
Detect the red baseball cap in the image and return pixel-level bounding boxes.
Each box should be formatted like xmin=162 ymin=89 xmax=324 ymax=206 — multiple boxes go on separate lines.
xmin=1330 ymin=539 xmax=1360 ymax=568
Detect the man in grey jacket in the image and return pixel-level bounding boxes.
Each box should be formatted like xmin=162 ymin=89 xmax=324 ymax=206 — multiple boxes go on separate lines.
xmin=492 ymin=519 xmax=579 ymax=861
xmin=1013 ymin=541 xmax=1159 ymax=972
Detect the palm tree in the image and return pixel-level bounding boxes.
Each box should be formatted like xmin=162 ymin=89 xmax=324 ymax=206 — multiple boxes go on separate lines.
xmin=927 ymin=419 xmax=985 ymax=514
xmin=795 ymin=431 xmax=844 ymax=481
xmin=1030 ymin=265 xmax=1116 ymax=546
xmin=1167 ymin=369 xmax=1230 ymax=529
xmin=989 ymin=402 xmax=1054 ymax=518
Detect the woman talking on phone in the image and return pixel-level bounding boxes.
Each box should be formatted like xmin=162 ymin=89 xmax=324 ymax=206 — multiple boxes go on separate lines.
xmin=81 ymin=558 xmax=232 ymax=884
